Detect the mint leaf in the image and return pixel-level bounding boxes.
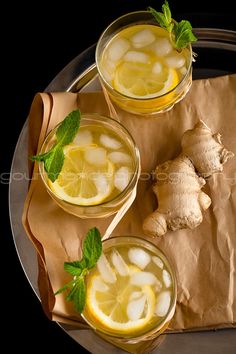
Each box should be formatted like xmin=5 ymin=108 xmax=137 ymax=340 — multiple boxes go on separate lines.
xmin=31 ymin=151 xmax=51 ymax=162
xmin=31 ymin=109 xmax=81 ymax=182
xmin=55 ymin=227 xmax=102 ymax=313
xmin=148 ymin=1 xmax=197 ymax=49
xmin=83 ymin=227 xmax=102 ymax=269
xmin=64 ymin=262 xmax=84 ymax=276
xmin=73 ymin=278 xmax=86 ymax=313
xmin=44 ymin=147 xmax=64 ymax=182
xmin=54 ymin=282 xmax=72 ymax=295
xmin=173 ymin=20 xmax=197 ymax=49
xmin=162 ymin=1 xmax=171 ymax=25
xmin=148 ymin=7 xmax=169 ymax=30
xmin=66 ymin=282 xmax=78 ymax=301
xmin=56 ymin=110 xmax=81 ymax=146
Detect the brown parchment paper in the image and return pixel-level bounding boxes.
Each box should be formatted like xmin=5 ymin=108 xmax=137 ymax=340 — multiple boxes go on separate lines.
xmin=23 ymin=75 xmax=236 ymax=334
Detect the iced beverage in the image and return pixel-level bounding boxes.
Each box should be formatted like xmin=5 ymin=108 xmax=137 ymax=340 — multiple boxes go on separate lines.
xmin=39 ymin=114 xmax=140 ymax=218
xmin=82 ymin=236 xmax=176 ymax=343
xmin=96 ymin=11 xmax=193 ymax=114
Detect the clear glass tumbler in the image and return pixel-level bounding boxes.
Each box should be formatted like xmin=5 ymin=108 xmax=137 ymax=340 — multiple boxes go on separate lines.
xmin=39 ymin=113 xmax=140 ymax=218
xmin=82 ymin=235 xmax=177 ymax=346
xmin=96 ymin=11 xmax=193 ymax=115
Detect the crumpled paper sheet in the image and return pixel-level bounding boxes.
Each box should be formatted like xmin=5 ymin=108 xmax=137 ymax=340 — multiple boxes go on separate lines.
xmin=23 ymin=75 xmax=236 ymax=334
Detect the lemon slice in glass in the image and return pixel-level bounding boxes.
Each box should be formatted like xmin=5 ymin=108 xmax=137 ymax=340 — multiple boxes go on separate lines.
xmin=49 ymin=145 xmax=114 ymax=206
xmin=113 ymin=61 xmax=179 ymax=99
xmin=85 ymin=265 xmax=155 ymax=334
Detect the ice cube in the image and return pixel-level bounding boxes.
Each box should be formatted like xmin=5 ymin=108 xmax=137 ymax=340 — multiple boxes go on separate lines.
xmin=155 ymin=279 xmax=163 ymax=292
xmin=152 ymin=256 xmax=164 ymax=269
xmin=163 ymin=269 xmax=172 ymax=288
xmin=100 ymin=134 xmax=122 ymax=149
xmin=73 ymin=130 xmax=93 ymax=146
xmin=131 ymin=29 xmax=155 ymax=48
xmin=130 ymin=271 xmax=157 ymax=286
xmin=127 ymin=294 xmax=146 ymax=320
xmin=84 ymin=147 xmax=107 ymax=165
xmin=165 ymin=53 xmax=186 ymax=68
xmin=108 ymin=152 xmax=132 ymax=164
xmin=102 ymin=68 xmax=112 ymax=83
xmin=108 ymin=38 xmax=130 ymax=62
xmin=102 ymin=60 xmax=116 ymax=83
xmin=153 ymin=38 xmax=172 ymax=56
xmin=129 ymin=291 xmax=143 ymax=300
xmin=155 ymin=291 xmax=171 ymax=317
xmin=93 ymin=173 xmax=109 ymax=194
xmin=111 ymin=250 xmax=129 ymax=276
xmin=152 ymin=62 xmax=162 ymax=74
xmin=180 ymin=66 xmax=187 ymax=75
xmin=128 ymin=248 xmax=151 ymax=269
xmin=97 ymin=254 xmax=117 ymax=283
xmin=123 ymin=51 xmax=149 ymax=64
xmin=114 ymin=166 xmax=131 ymax=192
xmin=93 ymin=277 xmax=109 ymax=292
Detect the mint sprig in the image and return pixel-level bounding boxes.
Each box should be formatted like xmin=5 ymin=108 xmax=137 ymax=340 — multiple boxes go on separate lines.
xmin=31 ymin=109 xmax=81 ymax=182
xmin=55 ymin=227 xmax=102 ymax=313
xmin=148 ymin=1 xmax=197 ymax=49
xmin=173 ymin=20 xmax=197 ymax=49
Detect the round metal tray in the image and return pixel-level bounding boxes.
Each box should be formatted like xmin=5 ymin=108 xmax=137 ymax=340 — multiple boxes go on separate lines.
xmin=9 ymin=29 xmax=236 ymax=354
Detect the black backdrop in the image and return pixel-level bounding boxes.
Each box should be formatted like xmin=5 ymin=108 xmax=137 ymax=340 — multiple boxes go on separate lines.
xmin=2 ymin=1 xmax=235 ymax=353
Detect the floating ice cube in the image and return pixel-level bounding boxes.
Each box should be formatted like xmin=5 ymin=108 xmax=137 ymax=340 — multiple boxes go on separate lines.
xmin=131 ymin=29 xmax=156 ymax=48
xmin=108 ymin=152 xmax=132 ymax=164
xmin=111 ymin=250 xmax=129 ymax=276
xmin=165 ymin=53 xmax=186 ymax=68
xmin=73 ymin=130 xmax=93 ymax=146
xmin=93 ymin=277 xmax=109 ymax=292
xmin=100 ymin=134 xmax=122 ymax=149
xmin=155 ymin=291 xmax=171 ymax=317
xmin=97 ymin=254 xmax=117 ymax=283
xmin=152 ymin=62 xmax=162 ymax=74
xmin=102 ymin=60 xmax=116 ymax=82
xmin=180 ymin=66 xmax=187 ymax=75
xmin=127 ymin=294 xmax=146 ymax=320
xmin=128 ymin=248 xmax=151 ymax=269
xmin=153 ymin=38 xmax=172 ymax=56
xmin=114 ymin=166 xmax=131 ymax=192
xmin=130 ymin=271 xmax=157 ymax=286
xmin=129 ymin=291 xmax=143 ymax=300
xmin=84 ymin=147 xmax=107 ymax=165
xmin=102 ymin=68 xmax=112 ymax=83
xmin=93 ymin=173 xmax=109 ymax=194
xmin=162 ymin=269 xmax=172 ymax=288
xmin=155 ymin=279 xmax=163 ymax=292
xmin=123 ymin=51 xmax=149 ymax=64
xmin=152 ymin=256 xmax=164 ymax=269
xmin=108 ymin=38 xmax=130 ymax=62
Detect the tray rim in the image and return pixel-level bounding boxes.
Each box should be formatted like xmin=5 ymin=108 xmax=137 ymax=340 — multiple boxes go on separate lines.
xmin=9 ymin=27 xmax=236 ymax=354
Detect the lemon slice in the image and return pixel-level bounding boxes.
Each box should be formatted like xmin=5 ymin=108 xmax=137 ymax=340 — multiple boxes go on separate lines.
xmin=113 ymin=61 xmax=178 ymax=99
xmin=85 ymin=267 xmax=155 ymax=334
xmin=49 ymin=146 xmax=114 ymax=206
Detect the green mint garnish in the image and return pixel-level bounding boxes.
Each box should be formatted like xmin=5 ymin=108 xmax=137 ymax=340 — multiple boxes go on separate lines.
xmin=31 ymin=109 xmax=81 ymax=182
xmin=55 ymin=227 xmax=102 ymax=313
xmin=173 ymin=20 xmax=197 ymax=49
xmin=148 ymin=1 xmax=197 ymax=49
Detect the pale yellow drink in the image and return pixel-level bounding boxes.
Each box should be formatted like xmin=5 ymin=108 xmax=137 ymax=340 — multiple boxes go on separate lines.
xmin=39 ymin=114 xmax=140 ymax=218
xmin=96 ymin=12 xmax=192 ymax=114
xmin=82 ymin=236 xmax=176 ymax=342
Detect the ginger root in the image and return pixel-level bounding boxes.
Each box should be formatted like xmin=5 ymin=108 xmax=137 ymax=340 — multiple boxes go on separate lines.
xmin=182 ymin=121 xmax=234 ymax=177
xmin=143 ymin=121 xmax=234 ymax=237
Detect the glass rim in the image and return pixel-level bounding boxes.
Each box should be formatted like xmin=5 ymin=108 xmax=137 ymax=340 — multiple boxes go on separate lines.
xmin=95 ymin=10 xmax=193 ymax=101
xmin=39 ymin=113 xmax=141 ymax=208
xmin=82 ymin=235 xmax=177 ymax=341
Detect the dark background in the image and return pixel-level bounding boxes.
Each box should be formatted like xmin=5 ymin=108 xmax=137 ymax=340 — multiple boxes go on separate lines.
xmin=2 ymin=1 xmax=235 ymax=353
